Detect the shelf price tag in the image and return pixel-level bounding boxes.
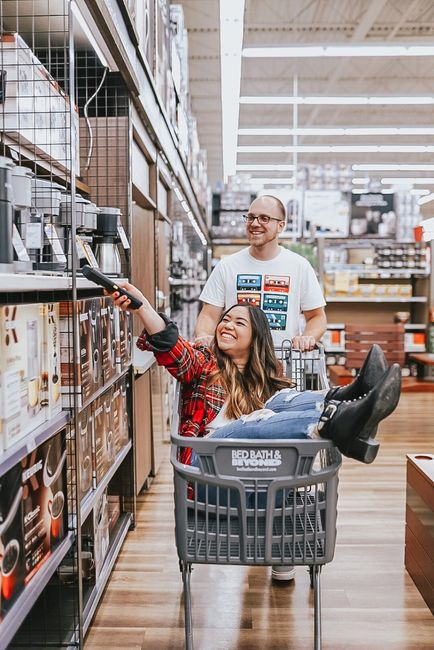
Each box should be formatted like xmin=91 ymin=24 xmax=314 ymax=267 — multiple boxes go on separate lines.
xmin=75 ymin=235 xmax=99 ymax=267
xmin=117 ymin=225 xmax=130 ymax=250
xmin=334 ymin=270 xmax=351 ymax=293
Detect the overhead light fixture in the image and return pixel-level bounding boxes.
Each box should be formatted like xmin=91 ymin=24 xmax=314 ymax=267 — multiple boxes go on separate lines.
xmin=353 ymin=164 xmax=434 ymax=171
xmin=238 ymin=126 xmax=434 ymax=136
xmin=187 ymin=211 xmax=207 ymax=246
xmin=381 ymin=177 xmax=434 ymax=185
xmin=248 ymin=177 xmax=295 ymax=185
xmin=71 ymin=1 xmax=110 ymax=69
xmin=381 ymin=189 xmax=395 ymax=194
xmin=352 ymin=189 xmax=370 ymax=194
xmin=181 ymin=200 xmax=190 ymax=212
xmin=236 ymin=164 xmax=295 ymax=171
xmin=237 ymin=145 xmax=434 ymax=153
xmin=411 ymin=189 xmax=430 ymax=196
xmin=173 ymin=186 xmax=184 ymax=201
xmin=418 ymin=193 xmax=434 ymax=206
xmin=242 ymin=44 xmax=434 ymax=58
xmin=352 ymin=177 xmax=370 ymax=184
xmin=239 ymin=96 xmax=434 ymax=106
xmin=220 ymin=0 xmax=245 ymax=182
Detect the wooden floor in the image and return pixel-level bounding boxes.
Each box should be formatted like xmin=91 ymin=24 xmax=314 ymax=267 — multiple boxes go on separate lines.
xmin=85 ymin=393 xmax=434 ymax=650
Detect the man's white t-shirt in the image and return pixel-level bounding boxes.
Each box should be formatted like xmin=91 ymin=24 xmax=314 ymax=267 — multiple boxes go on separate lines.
xmin=199 ymin=247 xmax=326 ymax=346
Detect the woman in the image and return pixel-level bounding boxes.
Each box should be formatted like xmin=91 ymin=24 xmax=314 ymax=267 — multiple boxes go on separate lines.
xmin=110 ymin=282 xmax=401 ymax=467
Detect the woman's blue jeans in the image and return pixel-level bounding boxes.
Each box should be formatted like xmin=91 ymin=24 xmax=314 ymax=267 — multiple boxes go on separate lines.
xmin=191 ymin=389 xmax=327 ymax=507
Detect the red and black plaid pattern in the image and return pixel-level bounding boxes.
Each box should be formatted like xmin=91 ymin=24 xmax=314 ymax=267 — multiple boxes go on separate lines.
xmin=137 ymin=330 xmax=226 ymax=465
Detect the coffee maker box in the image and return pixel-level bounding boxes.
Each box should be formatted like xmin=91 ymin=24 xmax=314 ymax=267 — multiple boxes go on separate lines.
xmin=21 ymin=431 xmax=67 ymax=582
xmin=77 ymin=406 xmax=93 ymax=503
xmin=59 ymin=299 xmax=102 ymax=408
xmin=0 ymin=463 xmax=25 ymax=618
xmin=0 ymin=304 xmax=47 ymax=452
xmin=113 ymin=377 xmax=130 ymax=455
xmin=41 ymin=303 xmax=62 ymax=419
xmin=82 ymin=490 xmax=110 ymax=581
xmin=100 ymin=298 xmax=117 ymax=384
xmin=114 ymin=308 xmax=132 ymax=372
xmin=92 ymin=388 xmax=115 ymax=487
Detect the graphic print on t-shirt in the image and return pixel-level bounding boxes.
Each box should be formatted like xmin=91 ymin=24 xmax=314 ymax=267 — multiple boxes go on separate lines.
xmin=237 ymin=292 xmax=261 ymax=307
xmin=236 ymin=274 xmax=262 ymax=291
xmin=236 ymin=273 xmax=291 ymax=331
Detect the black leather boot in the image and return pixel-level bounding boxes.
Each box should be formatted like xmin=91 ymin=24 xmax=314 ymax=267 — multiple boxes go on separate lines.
xmin=325 ymin=344 xmax=388 ymax=402
xmin=318 ymin=364 xmax=401 ymax=463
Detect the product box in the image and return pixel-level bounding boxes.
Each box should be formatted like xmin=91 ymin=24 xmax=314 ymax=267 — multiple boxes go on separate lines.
xmin=77 ymin=406 xmax=93 ymax=503
xmin=21 ymin=431 xmax=67 ymax=582
xmin=59 ymin=299 xmax=102 ymax=408
xmin=106 ymin=495 xmax=121 ymax=532
xmin=0 ymin=304 xmax=47 ymax=452
xmin=100 ymin=298 xmax=117 ymax=384
xmin=82 ymin=491 xmax=110 ymax=581
xmin=0 ymin=463 xmax=25 ymax=618
xmin=41 ymin=303 xmax=62 ymax=419
xmin=92 ymin=388 xmax=115 ymax=487
xmin=112 ymin=377 xmax=130 ymax=455
xmin=114 ymin=308 xmax=132 ymax=372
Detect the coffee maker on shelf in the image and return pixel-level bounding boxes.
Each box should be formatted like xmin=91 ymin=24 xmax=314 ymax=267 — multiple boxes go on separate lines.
xmin=59 ymin=194 xmax=99 ymax=267
xmin=11 ymin=165 xmax=33 ymax=272
xmin=93 ymin=207 xmax=122 ymax=276
xmin=0 ymin=156 xmax=15 ymax=273
xmin=31 ymin=178 xmax=66 ymax=272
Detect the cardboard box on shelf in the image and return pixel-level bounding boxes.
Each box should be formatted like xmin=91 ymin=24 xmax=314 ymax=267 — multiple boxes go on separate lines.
xmin=114 ymin=308 xmax=132 ymax=373
xmin=77 ymin=406 xmax=93 ymax=502
xmin=0 ymin=303 xmax=47 ymax=453
xmin=59 ymin=299 xmax=102 ymax=408
xmin=41 ymin=303 xmax=62 ymax=419
xmin=112 ymin=376 xmax=130 ymax=455
xmin=92 ymin=388 xmax=115 ymax=487
xmin=0 ymin=463 xmax=25 ymax=617
xmin=81 ymin=490 xmax=110 ymax=581
xmin=21 ymin=431 xmax=67 ymax=583
xmin=100 ymin=298 xmax=117 ymax=385
xmin=106 ymin=495 xmax=121 ymax=532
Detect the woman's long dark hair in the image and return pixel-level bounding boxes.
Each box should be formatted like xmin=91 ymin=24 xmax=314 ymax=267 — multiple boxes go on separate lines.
xmin=208 ymin=305 xmax=295 ymax=420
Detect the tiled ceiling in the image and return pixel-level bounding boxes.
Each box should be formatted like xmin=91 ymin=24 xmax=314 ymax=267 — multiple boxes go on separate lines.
xmin=179 ymin=0 xmax=434 ymax=186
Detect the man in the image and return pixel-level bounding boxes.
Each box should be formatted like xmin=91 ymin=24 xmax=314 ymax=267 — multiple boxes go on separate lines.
xmin=196 ymin=195 xmax=327 ymax=351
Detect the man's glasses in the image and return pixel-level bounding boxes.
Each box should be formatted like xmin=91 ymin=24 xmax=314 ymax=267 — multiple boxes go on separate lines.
xmin=242 ymin=214 xmax=283 ymax=225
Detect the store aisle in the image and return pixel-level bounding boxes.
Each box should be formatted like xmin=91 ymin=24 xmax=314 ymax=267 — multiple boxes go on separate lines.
xmin=85 ymin=393 xmax=434 ymax=650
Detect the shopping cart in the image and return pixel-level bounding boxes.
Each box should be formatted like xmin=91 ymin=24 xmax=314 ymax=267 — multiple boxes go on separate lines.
xmin=171 ymin=342 xmax=341 ymax=650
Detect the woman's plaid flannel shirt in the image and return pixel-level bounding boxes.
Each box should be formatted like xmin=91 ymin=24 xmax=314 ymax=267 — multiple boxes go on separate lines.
xmin=136 ymin=315 xmax=226 ymax=466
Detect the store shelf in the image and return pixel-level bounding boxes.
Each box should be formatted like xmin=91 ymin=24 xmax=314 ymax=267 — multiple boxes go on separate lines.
xmin=0 ymin=410 xmax=70 ymax=478
xmin=0 ymin=274 xmax=128 ymax=293
xmin=0 ymin=533 xmax=75 ymax=650
xmin=405 ymin=324 xmax=426 ymax=330
xmin=82 ymin=512 xmax=132 ymax=635
xmin=325 ymin=297 xmax=427 ymax=303
xmin=133 ymin=346 xmax=155 ymax=375
xmin=324 ymin=266 xmax=429 ymax=278
xmin=81 ymin=440 xmax=132 ymax=522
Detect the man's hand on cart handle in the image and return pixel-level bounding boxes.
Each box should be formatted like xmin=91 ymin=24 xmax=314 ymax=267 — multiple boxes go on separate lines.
xmin=291 ymin=335 xmax=316 ymax=352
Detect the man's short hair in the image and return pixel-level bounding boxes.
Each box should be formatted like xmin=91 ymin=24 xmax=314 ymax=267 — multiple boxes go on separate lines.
xmin=260 ymin=194 xmax=287 ymax=221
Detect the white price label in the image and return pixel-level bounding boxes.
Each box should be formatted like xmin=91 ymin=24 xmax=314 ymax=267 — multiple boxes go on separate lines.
xmin=27 ymin=436 xmax=37 ymax=454
xmin=25 ymin=221 xmax=43 ymax=249
xmin=45 ymin=223 xmax=67 ymax=263
xmin=12 ymin=224 xmax=31 ymax=261
xmin=117 ymin=225 xmax=130 ymax=250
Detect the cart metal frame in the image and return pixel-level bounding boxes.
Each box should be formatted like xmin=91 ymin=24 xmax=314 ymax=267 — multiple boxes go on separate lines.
xmin=171 ymin=342 xmax=341 ymax=650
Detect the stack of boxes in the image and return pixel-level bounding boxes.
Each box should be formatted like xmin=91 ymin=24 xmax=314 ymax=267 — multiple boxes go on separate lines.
xmin=0 ymin=302 xmax=62 ymax=455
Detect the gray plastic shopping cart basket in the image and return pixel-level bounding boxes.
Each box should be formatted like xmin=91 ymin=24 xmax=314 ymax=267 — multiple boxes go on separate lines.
xmin=170 ymin=342 xmax=342 ymax=650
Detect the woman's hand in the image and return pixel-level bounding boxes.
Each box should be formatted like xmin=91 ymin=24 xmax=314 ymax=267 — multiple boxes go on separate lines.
xmin=106 ymin=281 xmax=147 ymax=312
xmin=105 ymin=281 xmax=166 ymax=335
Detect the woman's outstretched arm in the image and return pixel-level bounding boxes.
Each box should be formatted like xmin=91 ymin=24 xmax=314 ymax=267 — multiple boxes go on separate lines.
xmin=110 ymin=281 xmax=166 ymax=334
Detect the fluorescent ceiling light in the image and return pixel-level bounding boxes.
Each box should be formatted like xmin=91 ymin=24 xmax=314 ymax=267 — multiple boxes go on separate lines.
xmin=181 ymin=200 xmax=190 ymax=212
xmin=236 ymin=164 xmax=295 ymax=171
xmin=381 ymin=189 xmax=395 ymax=194
xmin=220 ymin=0 xmax=245 ymax=182
xmin=352 ymin=177 xmax=370 ymax=184
xmin=187 ymin=211 xmax=207 ymax=246
xmin=352 ymin=189 xmax=370 ymax=194
xmin=242 ymin=44 xmax=434 ymax=58
xmin=71 ymin=1 xmax=110 ymax=68
xmin=248 ymin=177 xmax=295 ymax=184
xmin=381 ymin=177 xmax=434 ymax=185
xmin=237 ymin=145 xmax=434 ymax=153
xmin=238 ymin=127 xmax=434 ymax=136
xmin=173 ymin=186 xmax=184 ymax=201
xmin=239 ymin=96 xmax=434 ymax=105
xmin=353 ymin=164 xmax=434 ymax=171
xmin=411 ymin=189 xmax=430 ymax=195
xmin=418 ymin=193 xmax=434 ymax=205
